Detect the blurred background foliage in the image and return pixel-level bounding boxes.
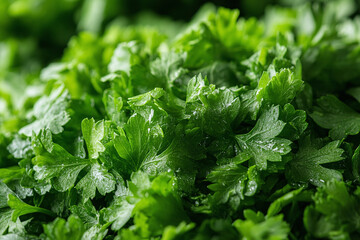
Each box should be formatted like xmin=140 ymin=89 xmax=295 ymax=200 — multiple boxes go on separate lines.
xmin=1 ymin=0 xmax=360 ymax=72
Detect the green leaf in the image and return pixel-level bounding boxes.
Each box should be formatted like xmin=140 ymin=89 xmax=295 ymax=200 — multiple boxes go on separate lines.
xmin=191 ymin=218 xmax=239 ymax=240
xmin=127 ymin=88 xmax=169 ymax=127
xmin=100 ymin=172 xmax=134 ymax=231
xmin=101 ymin=196 xmax=134 ymax=231
xmin=233 ymin=210 xmax=290 ymax=240
xmin=132 ymin=173 xmax=189 ymax=238
xmin=197 ymin=61 xmax=239 ymax=88
xmin=0 ymin=181 xmax=15 ymax=208
xmin=186 ymin=74 xmax=209 ymax=103
xmin=81 ymin=224 xmax=108 ymax=240
xmin=101 ymin=171 xmax=186 ymax=235
xmin=267 ymin=188 xmax=304 ymax=217
xmin=186 ymin=74 xmax=240 ymax=137
xmin=76 ymin=163 xmax=116 ymax=202
xmin=37 ymin=129 xmax=54 ymax=153
xmin=149 ymin=129 xmax=202 ymax=192
xmin=19 ymin=87 xmax=70 ymax=137
xmin=32 ymin=144 xmax=89 ymax=192
xmin=7 ymin=136 xmax=33 ymax=159
xmin=304 ymin=180 xmax=360 ymax=238
xmin=311 ymin=95 xmax=360 ymax=140
xmin=161 ymin=222 xmax=195 ymax=240
xmin=130 ymin=64 xmax=161 ymax=95
xmin=207 ymin=7 xmax=240 ymax=48
xmin=257 ymin=69 xmax=303 ymax=106
xmin=150 ymin=51 xmax=187 ymax=87
xmin=286 ymin=137 xmax=344 ymax=187
xmin=70 ymin=201 xmax=99 ymax=229
xmin=108 ymin=41 xmax=141 ymax=75
xmin=238 ymin=89 xmax=261 ymax=121
xmin=0 ymin=167 xmax=24 ymax=184
xmin=113 ymin=114 xmax=163 ymax=174
xmin=279 ymin=103 xmax=308 ymax=141
xmin=43 ymin=215 xmax=85 ymax=240
xmin=77 ymin=0 xmax=106 ymax=34
xmin=235 ymin=106 xmax=292 ymax=170
xmin=102 ymin=89 xmax=125 ymax=126
xmin=0 ymin=208 xmax=13 ymax=235
xmin=81 ymin=118 xmax=105 ymax=159
xmin=199 ymin=87 xmax=240 ymax=136
xmin=207 ymin=163 xmax=248 ymax=210
xmin=175 ymin=24 xmax=217 ymax=69
xmin=7 ymin=194 xmax=55 ymax=221
xmin=4 ymin=3 xmax=360 ymax=239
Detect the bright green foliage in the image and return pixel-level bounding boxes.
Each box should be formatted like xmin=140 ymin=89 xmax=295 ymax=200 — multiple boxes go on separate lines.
xmin=207 ymin=163 xmax=248 ymax=210
xmin=186 ymin=74 xmax=241 ymax=137
xmin=2 ymin=1 xmax=360 ymax=239
xmin=0 ymin=209 xmax=13 ymax=235
xmin=257 ymin=69 xmax=303 ymax=106
xmin=132 ymin=174 xmax=189 ymax=238
xmin=190 ymin=218 xmax=239 ymax=240
xmin=161 ymin=222 xmax=195 ymax=240
xmin=279 ymin=104 xmax=307 ymax=141
xmin=7 ymin=136 xmax=32 ymax=159
xmin=19 ymin=87 xmax=70 ymax=137
xmin=32 ymin=143 xmax=89 ymax=192
xmin=8 ymin=194 xmax=55 ymax=221
xmin=113 ymin=114 xmax=164 ymax=174
xmin=286 ymin=137 xmax=344 ymax=187
xmin=311 ymin=95 xmax=360 ymax=140
xmin=233 ymin=210 xmax=290 ymax=240
xmin=235 ymin=106 xmax=292 ymax=170
xmin=43 ymin=215 xmax=85 ymax=240
xmin=108 ymin=41 xmax=141 ymax=75
xmin=304 ymin=180 xmax=360 ymax=239
xmin=70 ymin=200 xmax=99 ymax=229
xmin=0 ymin=181 xmax=14 ymax=208
xmin=101 ymin=196 xmax=134 ymax=231
xmin=81 ymin=118 xmax=105 ymax=159
xmin=75 ymin=163 xmax=116 ymax=202
xmin=150 ymin=52 xmax=187 ymax=88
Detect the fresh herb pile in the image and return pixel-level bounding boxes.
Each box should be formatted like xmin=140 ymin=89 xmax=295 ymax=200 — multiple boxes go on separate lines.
xmin=2 ymin=0 xmax=360 ymax=239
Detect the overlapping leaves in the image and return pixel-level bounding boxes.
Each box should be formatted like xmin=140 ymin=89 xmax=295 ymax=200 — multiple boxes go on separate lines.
xmin=1 ymin=2 xmax=360 ymax=240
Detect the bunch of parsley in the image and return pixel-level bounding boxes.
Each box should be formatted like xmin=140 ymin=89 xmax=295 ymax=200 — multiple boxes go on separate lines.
xmin=1 ymin=0 xmax=360 ymax=239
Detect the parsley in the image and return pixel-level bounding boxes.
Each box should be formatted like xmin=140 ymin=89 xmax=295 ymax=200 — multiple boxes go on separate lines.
xmin=235 ymin=106 xmax=292 ymax=170
xmin=1 ymin=1 xmax=360 ymax=239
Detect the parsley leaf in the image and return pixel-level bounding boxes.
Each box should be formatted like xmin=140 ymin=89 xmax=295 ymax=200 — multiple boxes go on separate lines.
xmin=311 ymin=95 xmax=360 ymax=140
xmin=43 ymin=215 xmax=85 ymax=240
xmin=19 ymin=87 xmax=71 ymax=136
xmin=233 ymin=210 xmax=290 ymax=240
xmin=304 ymin=180 xmax=360 ymax=239
xmin=235 ymin=106 xmax=292 ymax=170
xmin=81 ymin=118 xmax=105 ymax=159
xmin=257 ymin=69 xmax=303 ymax=106
xmin=75 ymin=163 xmax=116 ymax=202
xmin=279 ymin=104 xmax=308 ymax=141
xmin=3 ymin=2 xmax=360 ymax=239
xmin=113 ymin=114 xmax=163 ymax=174
xmin=7 ymin=194 xmax=55 ymax=221
xmin=32 ymin=143 xmax=89 ymax=192
xmin=207 ymin=163 xmax=248 ymax=210
xmin=286 ymin=137 xmax=344 ymax=187
xmin=186 ymin=74 xmax=241 ymax=137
